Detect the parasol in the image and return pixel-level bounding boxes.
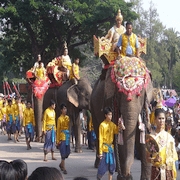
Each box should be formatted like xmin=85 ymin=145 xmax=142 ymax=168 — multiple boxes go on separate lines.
xmin=164 ymin=97 xmax=176 ymax=107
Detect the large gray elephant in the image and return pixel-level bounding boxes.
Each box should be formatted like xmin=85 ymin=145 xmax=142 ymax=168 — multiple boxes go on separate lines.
xmin=43 ymin=78 xmax=92 ymax=152
xmin=91 ymin=67 xmax=153 ymax=180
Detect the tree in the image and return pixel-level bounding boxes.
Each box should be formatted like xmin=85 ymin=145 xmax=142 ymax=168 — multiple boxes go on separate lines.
xmin=0 ymin=0 xmax=138 ymax=80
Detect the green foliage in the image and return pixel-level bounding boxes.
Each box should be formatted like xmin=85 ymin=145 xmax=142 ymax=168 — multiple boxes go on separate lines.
xmin=132 ymin=0 xmax=180 ymax=89
xmin=0 ymin=0 xmax=138 ymax=82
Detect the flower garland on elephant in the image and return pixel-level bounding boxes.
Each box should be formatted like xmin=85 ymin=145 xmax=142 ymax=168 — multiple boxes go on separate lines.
xmin=111 ymin=56 xmax=151 ymax=101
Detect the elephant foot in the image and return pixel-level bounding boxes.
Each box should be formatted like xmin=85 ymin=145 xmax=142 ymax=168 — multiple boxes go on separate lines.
xmin=125 ymin=174 xmax=133 ymax=180
xmin=117 ymin=174 xmax=126 ymax=180
xmin=117 ymin=174 xmax=133 ymax=180
xmin=74 ymin=148 xmax=83 ymax=153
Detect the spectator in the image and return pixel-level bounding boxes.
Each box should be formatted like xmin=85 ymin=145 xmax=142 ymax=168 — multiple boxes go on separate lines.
xmin=74 ymin=177 xmax=88 ymax=180
xmin=28 ymin=166 xmax=63 ymax=180
xmin=0 ymin=160 xmax=17 ymax=180
xmin=11 ymin=159 xmax=28 ymax=180
xmin=175 ymin=136 xmax=180 ymax=170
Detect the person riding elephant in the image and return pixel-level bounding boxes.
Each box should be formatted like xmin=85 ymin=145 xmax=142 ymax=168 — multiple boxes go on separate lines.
xmin=116 ymin=22 xmax=139 ymax=58
xmin=59 ymin=42 xmax=72 ymax=78
xmin=101 ymin=9 xmax=126 ymax=51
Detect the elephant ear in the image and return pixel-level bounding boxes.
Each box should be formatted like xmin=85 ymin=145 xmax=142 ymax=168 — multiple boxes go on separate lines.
xmin=67 ymin=84 xmax=79 ymax=107
xmin=104 ymin=68 xmax=115 ymax=99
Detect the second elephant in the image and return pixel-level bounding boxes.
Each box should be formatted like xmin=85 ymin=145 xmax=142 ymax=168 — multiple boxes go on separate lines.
xmin=43 ymin=78 xmax=92 ymax=152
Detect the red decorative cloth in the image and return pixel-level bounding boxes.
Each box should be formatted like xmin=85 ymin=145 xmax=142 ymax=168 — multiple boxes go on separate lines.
xmin=32 ymin=79 xmax=49 ymax=99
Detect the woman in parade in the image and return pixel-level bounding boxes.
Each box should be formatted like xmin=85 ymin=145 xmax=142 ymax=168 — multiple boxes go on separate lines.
xmin=146 ymin=108 xmax=178 ymax=180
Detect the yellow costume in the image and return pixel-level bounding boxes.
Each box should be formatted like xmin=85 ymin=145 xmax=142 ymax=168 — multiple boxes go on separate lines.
xmin=0 ymin=106 xmax=6 ymax=120
xmin=23 ymin=107 xmax=35 ymax=126
xmin=99 ymin=120 xmax=119 ymax=155
xmin=35 ymin=67 xmax=46 ymax=80
xmin=0 ymin=100 xmax=4 ymax=120
xmin=118 ymin=33 xmax=138 ymax=57
xmin=56 ymin=114 xmax=70 ymax=143
xmin=0 ymin=100 xmax=3 ymax=109
xmin=6 ymin=105 xmax=14 ymax=121
xmin=61 ymin=55 xmax=72 ymax=72
xmin=69 ymin=63 xmax=79 ymax=80
xmin=150 ymin=111 xmax=155 ymax=126
xmin=89 ymin=116 xmax=94 ymax=131
xmin=42 ymin=107 xmax=56 ymax=131
xmin=150 ymin=130 xmax=178 ymax=180
xmin=13 ymin=103 xmax=21 ymax=118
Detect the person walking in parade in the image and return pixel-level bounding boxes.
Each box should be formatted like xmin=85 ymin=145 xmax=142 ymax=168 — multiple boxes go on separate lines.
xmin=23 ymin=101 xmax=35 ymax=150
xmin=56 ymin=104 xmax=70 ymax=175
xmin=6 ymin=99 xmax=15 ymax=141
xmin=13 ymin=97 xmax=22 ymax=142
xmin=42 ymin=100 xmax=57 ymax=161
xmin=97 ymin=107 xmax=120 ymax=180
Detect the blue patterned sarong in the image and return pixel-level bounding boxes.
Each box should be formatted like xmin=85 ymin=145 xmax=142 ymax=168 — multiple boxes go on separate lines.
xmin=97 ymin=144 xmax=116 ymax=178
xmin=6 ymin=115 xmax=15 ymax=134
xmin=59 ymin=140 xmax=70 ymax=160
xmin=62 ymin=130 xmax=70 ymax=145
xmin=91 ymin=130 xmax=96 ymax=141
xmin=44 ymin=130 xmax=56 ymax=153
xmin=15 ymin=115 xmax=20 ymax=132
xmin=25 ymin=123 xmax=34 ymax=141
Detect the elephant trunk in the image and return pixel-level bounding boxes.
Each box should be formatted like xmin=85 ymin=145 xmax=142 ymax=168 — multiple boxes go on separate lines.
xmin=34 ymin=97 xmax=44 ymax=140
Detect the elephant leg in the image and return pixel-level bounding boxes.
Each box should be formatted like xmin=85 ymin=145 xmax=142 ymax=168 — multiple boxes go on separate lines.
xmin=135 ymin=129 xmax=151 ymax=180
xmin=73 ymin=112 xmax=82 ymax=153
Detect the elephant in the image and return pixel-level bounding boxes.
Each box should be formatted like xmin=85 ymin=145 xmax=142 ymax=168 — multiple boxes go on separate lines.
xmin=91 ymin=66 xmax=153 ymax=180
xmin=43 ymin=78 xmax=92 ymax=152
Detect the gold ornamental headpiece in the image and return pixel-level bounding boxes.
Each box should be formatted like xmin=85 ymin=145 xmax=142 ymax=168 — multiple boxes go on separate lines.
xmin=64 ymin=41 xmax=68 ymax=50
xmin=116 ymin=9 xmax=123 ymax=21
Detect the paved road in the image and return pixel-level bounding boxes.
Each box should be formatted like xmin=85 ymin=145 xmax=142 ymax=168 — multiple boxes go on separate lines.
xmin=0 ymin=134 xmax=179 ymax=180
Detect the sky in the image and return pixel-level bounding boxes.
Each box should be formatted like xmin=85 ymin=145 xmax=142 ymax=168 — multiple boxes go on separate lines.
xmin=141 ymin=0 xmax=180 ymax=32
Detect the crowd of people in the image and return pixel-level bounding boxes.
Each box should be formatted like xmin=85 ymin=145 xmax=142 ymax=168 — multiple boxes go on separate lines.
xmin=0 ymin=8 xmax=180 ymax=180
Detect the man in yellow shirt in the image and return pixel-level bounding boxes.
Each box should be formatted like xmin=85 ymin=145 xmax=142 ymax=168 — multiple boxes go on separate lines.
xmin=35 ymin=61 xmax=46 ymax=80
xmin=56 ymin=104 xmax=70 ymax=175
xmin=116 ymin=22 xmax=139 ymax=58
xmin=6 ymin=99 xmax=15 ymax=141
xmin=23 ymin=101 xmax=35 ymax=150
xmin=42 ymin=100 xmax=57 ymax=161
xmin=97 ymin=107 xmax=120 ymax=180
xmin=13 ymin=97 xmax=22 ymax=142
